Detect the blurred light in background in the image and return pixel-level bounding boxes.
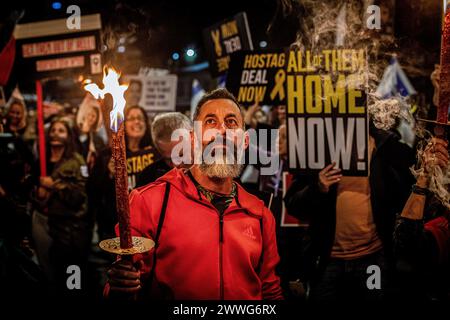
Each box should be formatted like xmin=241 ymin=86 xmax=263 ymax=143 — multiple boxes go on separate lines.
xmin=172 ymin=52 xmax=180 ymax=60
xmin=259 ymin=41 xmax=267 ymax=48
xmin=52 ymin=2 xmax=62 ymax=10
xmin=186 ymin=48 xmax=196 ymax=57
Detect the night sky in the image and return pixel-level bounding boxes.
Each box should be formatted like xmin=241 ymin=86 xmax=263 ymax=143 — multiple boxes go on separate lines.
xmin=2 ymin=0 xmax=277 ymax=71
xmin=0 ymin=0 xmax=442 ymax=109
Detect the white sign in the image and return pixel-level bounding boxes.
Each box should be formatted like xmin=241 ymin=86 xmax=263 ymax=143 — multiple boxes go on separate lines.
xmin=124 ymin=74 xmax=177 ymax=112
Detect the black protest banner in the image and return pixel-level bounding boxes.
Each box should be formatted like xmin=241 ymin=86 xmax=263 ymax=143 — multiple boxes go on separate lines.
xmin=226 ymin=50 xmax=287 ymax=107
xmin=127 ymin=147 xmax=158 ymax=191
xmin=203 ymin=12 xmax=253 ymax=77
xmin=286 ymin=49 xmax=368 ymax=176
xmin=14 ymin=14 xmax=102 ymax=80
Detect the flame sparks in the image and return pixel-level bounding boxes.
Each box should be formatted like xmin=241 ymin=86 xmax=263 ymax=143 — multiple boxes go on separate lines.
xmin=84 ymin=67 xmax=128 ymax=133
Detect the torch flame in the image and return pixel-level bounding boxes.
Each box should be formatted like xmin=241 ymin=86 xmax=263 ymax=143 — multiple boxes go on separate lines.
xmin=84 ymin=67 xmax=129 ymax=133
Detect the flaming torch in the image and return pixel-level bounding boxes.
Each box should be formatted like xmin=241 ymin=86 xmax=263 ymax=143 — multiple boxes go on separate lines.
xmin=85 ymin=67 xmax=154 ymax=255
xmin=419 ymin=3 xmax=450 ymax=136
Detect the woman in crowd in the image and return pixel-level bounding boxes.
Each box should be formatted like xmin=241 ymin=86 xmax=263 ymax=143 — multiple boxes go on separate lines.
xmin=75 ymin=104 xmax=105 ymax=171
xmin=32 ymin=118 xmax=91 ymax=295
xmin=3 ymin=99 xmax=27 ymax=136
xmin=94 ymin=105 xmax=157 ymax=240
xmin=123 ymin=105 xmax=153 ymax=155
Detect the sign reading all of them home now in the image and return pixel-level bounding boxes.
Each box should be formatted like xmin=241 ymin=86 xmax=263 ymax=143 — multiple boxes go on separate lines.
xmin=286 ymin=48 xmax=368 ymax=176
xmin=226 ymin=48 xmax=368 ymax=176
xmin=124 ymin=74 xmax=178 ymax=113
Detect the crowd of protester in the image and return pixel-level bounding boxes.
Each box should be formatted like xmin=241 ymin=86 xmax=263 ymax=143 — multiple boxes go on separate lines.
xmin=0 ymin=72 xmax=449 ymax=302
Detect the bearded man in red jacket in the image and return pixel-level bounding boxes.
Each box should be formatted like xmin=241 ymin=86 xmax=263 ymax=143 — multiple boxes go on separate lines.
xmin=105 ymin=88 xmax=283 ymax=300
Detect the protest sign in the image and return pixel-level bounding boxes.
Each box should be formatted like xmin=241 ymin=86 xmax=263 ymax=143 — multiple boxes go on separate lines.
xmin=203 ymin=12 xmax=253 ymax=77
xmin=226 ymin=50 xmax=287 ymax=106
xmin=124 ymin=74 xmax=177 ymax=113
xmin=127 ymin=147 xmax=158 ymax=190
xmin=286 ymin=49 xmax=368 ymax=176
xmin=14 ymin=14 xmax=102 ymax=80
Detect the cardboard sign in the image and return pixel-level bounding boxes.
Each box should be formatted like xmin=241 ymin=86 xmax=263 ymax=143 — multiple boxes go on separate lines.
xmin=226 ymin=50 xmax=287 ymax=106
xmin=14 ymin=14 xmax=102 ymax=80
xmin=286 ymin=49 xmax=368 ymax=176
xmin=203 ymin=12 xmax=254 ymax=77
xmin=124 ymin=74 xmax=177 ymax=113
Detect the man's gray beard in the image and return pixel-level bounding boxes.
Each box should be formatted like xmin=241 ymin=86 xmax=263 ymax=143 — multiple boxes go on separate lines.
xmin=198 ymin=162 xmax=244 ymax=179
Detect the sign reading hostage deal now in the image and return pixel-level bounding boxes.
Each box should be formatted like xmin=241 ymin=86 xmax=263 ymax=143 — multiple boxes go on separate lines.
xmin=226 ymin=50 xmax=287 ymax=107
xmin=286 ymin=48 xmax=368 ymax=176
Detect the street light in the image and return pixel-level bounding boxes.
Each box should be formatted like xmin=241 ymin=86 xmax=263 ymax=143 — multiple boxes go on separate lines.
xmin=172 ymin=52 xmax=180 ymax=60
xmin=52 ymin=2 xmax=62 ymax=10
xmin=186 ymin=48 xmax=196 ymax=57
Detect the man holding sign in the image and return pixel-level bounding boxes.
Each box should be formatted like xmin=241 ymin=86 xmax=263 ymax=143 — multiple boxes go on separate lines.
xmin=286 ymin=49 xmax=369 ymax=176
xmin=285 ymin=123 xmax=415 ymax=301
xmin=284 ymin=48 xmax=416 ymax=302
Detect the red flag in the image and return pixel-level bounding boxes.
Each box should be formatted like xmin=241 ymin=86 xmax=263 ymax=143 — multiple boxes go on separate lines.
xmin=0 ymin=35 xmax=15 ymax=86
xmin=36 ymin=80 xmax=46 ymax=177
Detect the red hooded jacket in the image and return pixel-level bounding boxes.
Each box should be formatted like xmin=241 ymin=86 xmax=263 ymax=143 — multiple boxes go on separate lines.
xmin=107 ymin=168 xmax=283 ymax=300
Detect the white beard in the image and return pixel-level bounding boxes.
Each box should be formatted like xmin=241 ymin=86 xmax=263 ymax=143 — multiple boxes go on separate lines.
xmin=199 ymin=161 xmax=244 ymax=179
xmin=199 ymin=142 xmax=244 ymax=178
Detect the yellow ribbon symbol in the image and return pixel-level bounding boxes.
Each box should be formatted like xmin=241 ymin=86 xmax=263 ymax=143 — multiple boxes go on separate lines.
xmin=270 ymin=69 xmax=286 ymax=101
xmin=211 ymin=29 xmax=222 ymax=57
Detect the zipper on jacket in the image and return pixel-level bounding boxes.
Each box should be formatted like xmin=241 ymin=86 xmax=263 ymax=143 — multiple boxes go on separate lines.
xmin=219 ymin=214 xmax=224 ymax=242
xmin=219 ymin=213 xmax=224 ymax=300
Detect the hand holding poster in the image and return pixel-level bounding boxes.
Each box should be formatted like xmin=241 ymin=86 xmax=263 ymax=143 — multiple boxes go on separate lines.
xmin=286 ymin=49 xmax=368 ymax=176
